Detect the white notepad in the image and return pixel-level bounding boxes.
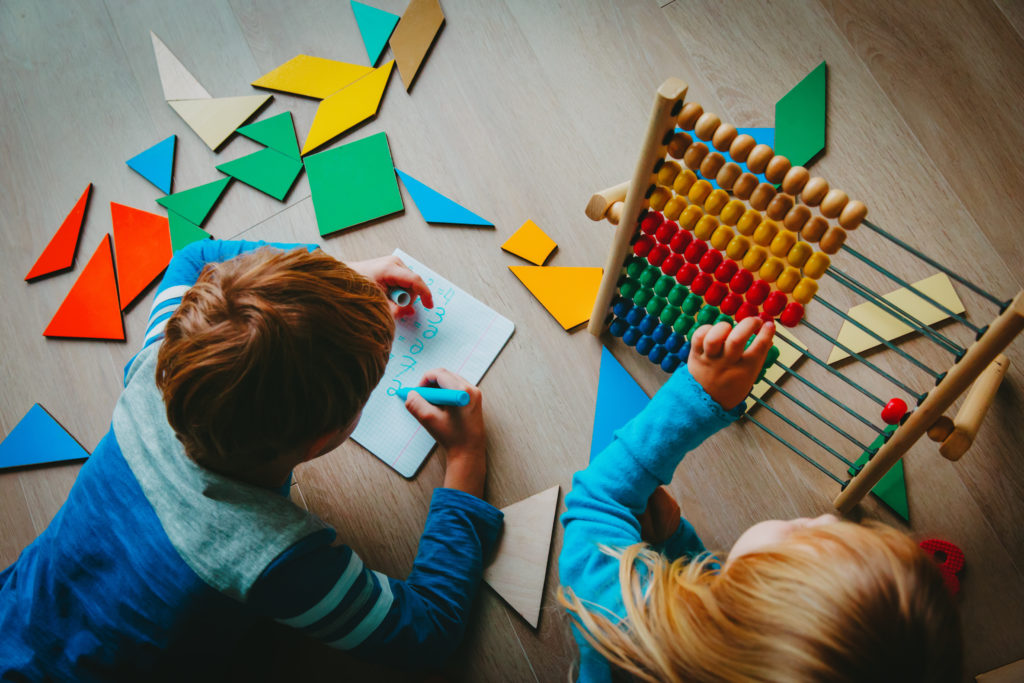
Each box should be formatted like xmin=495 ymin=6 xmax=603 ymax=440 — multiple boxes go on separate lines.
xmin=351 ymin=249 xmax=515 ymax=477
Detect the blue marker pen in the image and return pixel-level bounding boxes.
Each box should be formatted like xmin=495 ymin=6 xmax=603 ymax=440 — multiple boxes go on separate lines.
xmin=396 ymin=387 xmax=471 ymax=406
xmin=388 ymin=287 xmax=413 ymax=306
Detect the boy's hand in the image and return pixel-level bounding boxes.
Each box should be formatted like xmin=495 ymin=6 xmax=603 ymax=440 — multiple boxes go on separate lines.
xmin=688 ymin=317 xmax=775 ymax=410
xmin=348 ymin=255 xmax=434 ymax=317
xmin=403 ymin=368 xmax=487 ymax=498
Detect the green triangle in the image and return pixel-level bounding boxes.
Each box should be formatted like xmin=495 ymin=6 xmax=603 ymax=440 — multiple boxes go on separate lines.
xmin=168 ymin=211 xmax=212 ymax=252
xmin=236 ymin=111 xmax=301 ymax=160
xmin=216 ymin=147 xmax=304 ymax=201
xmin=848 ymin=424 xmax=909 ymax=521
xmin=774 ymin=61 xmax=827 ymax=167
xmin=156 ymin=177 xmax=230 ymax=226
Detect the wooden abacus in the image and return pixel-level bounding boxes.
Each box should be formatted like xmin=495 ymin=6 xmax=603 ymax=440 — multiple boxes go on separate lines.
xmin=586 ymin=78 xmax=1024 ymax=513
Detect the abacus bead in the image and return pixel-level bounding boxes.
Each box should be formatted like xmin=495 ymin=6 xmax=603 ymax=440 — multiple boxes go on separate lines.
xmin=669 ymin=230 xmax=693 ymax=253
xmin=784 ymin=204 xmax=812 ymax=232
xmin=766 ymin=193 xmax=795 ymax=221
xmin=639 ymin=265 xmax=660 ymax=287
xmin=694 ymin=112 xmax=721 ymax=141
xmin=781 ymin=166 xmax=810 ymax=195
xmin=820 ymin=189 xmax=849 ymax=219
xmin=663 ymin=195 xmax=687 ymax=221
xmin=700 ymin=152 xmax=726 ymax=180
xmin=802 ymin=216 xmax=829 ymax=242
xmin=729 ymin=134 xmax=756 ymax=163
xmin=625 ymin=258 xmax=645 ymax=279
xmin=765 ymin=345 xmax=780 ymax=367
xmin=636 ymin=336 xmax=655 ymax=355
xmin=736 ymin=209 xmax=763 ymax=236
xmin=664 ymin=331 xmax=685 ymax=353
xmin=646 ymin=297 xmax=666 ymax=316
xmin=720 ymin=199 xmax=745 ymax=226
xmin=619 ymin=280 xmax=638 ymax=299
xmin=803 ymin=251 xmax=831 ymax=279
xmin=679 ymin=204 xmax=703 ymax=230
xmin=712 ymin=123 xmax=738 ymax=152
xmin=667 ymin=284 xmax=688 ymax=306
xmin=726 ymin=235 xmax=751 ymax=261
xmin=705 ymin=281 xmax=728 ymax=306
xmin=634 ymin=288 xmax=653 ymax=307
xmin=651 ymin=325 xmax=669 ymax=345
xmin=673 ymin=169 xmax=698 ymax=195
xmin=742 ymin=245 xmax=768 ymax=271
xmin=666 ymin=131 xmax=693 ymax=159
xmin=763 ymin=291 xmax=788 ymax=316
xmin=770 ymin=229 xmax=798 ymax=257
xmin=716 ymin=162 xmax=742 ymax=190
xmin=820 ymin=225 xmax=848 ymax=254
xmin=776 ymin=266 xmax=801 ymax=293
xmin=699 ymin=249 xmax=723 ymax=273
xmin=673 ymin=315 xmax=695 ymax=336
xmin=839 ymin=199 xmax=868 ymax=229
xmin=661 ymin=253 xmax=684 ymax=276
xmin=691 ymin=273 xmax=713 ymax=295
xmin=657 ymin=160 xmax=682 ymax=187
xmin=648 ymin=345 xmax=668 ymax=364
xmin=688 ymin=179 xmax=713 ymax=205
xmin=710 ymin=225 xmax=735 ymax=251
xmin=648 ymin=244 xmax=669 ymax=266
xmin=759 ymin=311 xmax=775 ymax=324
xmin=735 ymin=301 xmax=759 ymax=320
xmin=720 ymin=292 xmax=742 ymax=315
xmin=759 ymin=256 xmax=785 ymax=282
xmin=655 ymin=221 xmax=678 ymax=244
xmin=704 ymin=188 xmax=730 ymax=216
xmin=714 ymin=259 xmax=739 ymax=283
xmin=730 ymin=268 xmax=754 ymax=293
xmin=641 ymin=212 xmax=663 ymax=234
xmin=764 ymin=155 xmax=792 ymax=184
xmin=787 ymin=240 xmax=813 ymax=269
xmin=881 ymin=398 xmax=908 ymax=425
xmin=694 ymin=215 xmax=719 ymax=241
xmin=682 ymin=292 xmax=703 ymax=314
xmin=733 ymin=173 xmax=759 ymax=200
xmin=626 ymin=307 xmax=644 ymax=326
xmin=696 ymin=305 xmax=720 ymax=326
xmin=752 ymin=219 xmax=780 ymax=246
xmin=749 ymin=183 xmax=777 ymax=211
xmin=634 ymin=235 xmax=655 ymax=257
xmin=746 ymin=144 xmax=774 ymax=174
xmin=683 ymin=142 xmax=709 ymax=171
xmin=661 ymin=306 xmax=681 ymax=326
xmin=623 ymin=327 xmax=642 ymax=346
xmin=801 ymin=176 xmax=829 ymax=206
xmin=684 ymin=239 xmax=708 ymax=263
xmin=609 ymin=318 xmax=629 ymax=337
xmin=677 ymin=102 xmax=703 ymax=130
xmin=676 ymin=263 xmax=698 ymax=285
xmin=779 ymin=302 xmax=804 ymax=327
xmin=650 ymin=186 xmax=671 ymax=210
xmin=793 ymin=277 xmax=819 ymax=304
xmin=747 ymin=279 xmax=771 ymax=305
xmin=639 ymin=315 xmax=659 ymax=335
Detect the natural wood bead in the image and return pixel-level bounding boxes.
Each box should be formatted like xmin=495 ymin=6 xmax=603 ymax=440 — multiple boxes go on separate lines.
xmin=666 ymin=131 xmax=693 ymax=159
xmin=783 ymin=204 xmax=812 ymax=231
xmin=679 ymin=204 xmax=703 ymax=230
xmin=720 ymin=199 xmax=745 ymax=226
xmin=716 ymin=162 xmax=742 ymax=190
xmin=677 ymin=102 xmax=703 ymax=130
xmin=732 ymin=172 xmax=759 ymax=200
xmin=801 ymin=176 xmax=829 ymax=206
xmin=688 ymin=179 xmax=713 ymax=205
xmin=787 ymin=241 xmax=813 ymax=268
xmin=793 ymin=277 xmax=819 ymax=304
xmin=766 ymin=193 xmax=795 ymax=221
xmin=607 ymin=202 xmax=622 ymax=225
xmin=749 ymin=182 xmax=777 ymax=211
xmin=839 ymin=199 xmax=868 ymax=229
xmin=802 ymin=216 xmax=829 ymax=242
xmin=729 ymin=134 xmax=756 ymax=163
xmin=770 ymin=229 xmax=798 ymax=257
xmin=820 ymin=189 xmax=849 ymax=218
xmin=726 ymin=235 xmax=751 ymax=261
xmin=694 ymin=112 xmax=721 ymax=141
xmin=742 ymin=245 xmax=768 ymax=271
xmin=927 ymin=416 xmax=955 ymax=442
xmin=746 ymin=144 xmax=774 ymax=174
xmin=704 ymin=188 xmax=730 ymax=216
xmin=819 ymin=225 xmax=848 ymax=254
xmin=776 ymin=266 xmax=801 ymax=293
xmin=736 ymin=209 xmax=763 ymax=236
xmin=710 ymin=225 xmax=735 ymax=250
xmin=765 ymin=155 xmax=791 ymax=184
xmin=699 ymin=152 xmax=726 ymax=180
xmin=649 ymin=186 xmax=672 ymax=211
xmin=683 ymin=142 xmax=709 ymax=171
xmin=672 ymin=169 xmax=698 ymax=195
xmin=752 ymin=219 xmax=780 ymax=246
xmin=694 ymin=215 xmax=719 ymax=240
xmin=657 ymin=160 xmax=682 ymax=187
xmin=663 ymin=195 xmax=687 ymax=221
xmin=712 ymin=123 xmax=738 ymax=152
xmin=782 ymin=166 xmax=810 ymax=195
xmin=803 ymin=251 xmax=831 ymax=279
xmin=759 ymin=256 xmax=785 ymax=283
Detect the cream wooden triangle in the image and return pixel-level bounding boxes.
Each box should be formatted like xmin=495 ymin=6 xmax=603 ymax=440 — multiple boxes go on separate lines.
xmin=169 ymin=95 xmax=271 ymax=151
xmin=151 ymin=32 xmax=211 ymax=101
xmin=483 ymin=485 xmax=559 ymax=628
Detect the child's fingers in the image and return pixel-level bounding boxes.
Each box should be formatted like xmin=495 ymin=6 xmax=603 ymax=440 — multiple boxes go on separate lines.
xmin=420 ymin=368 xmax=482 ymax=404
xmin=690 ymin=324 xmax=711 ymax=357
xmin=743 ymin=319 xmax=776 ymax=363
xmin=723 ymin=317 xmax=763 ymax=362
xmin=383 ymin=258 xmax=434 ymax=309
xmin=403 ymin=392 xmax=445 ymax=436
xmin=701 ymin=321 xmax=734 ymax=358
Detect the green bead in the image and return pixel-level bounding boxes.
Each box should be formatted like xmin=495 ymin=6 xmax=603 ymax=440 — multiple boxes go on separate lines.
xmin=766 ymin=344 xmax=780 ymax=366
xmin=673 ymin=315 xmax=695 ymax=336
xmin=660 ymin=306 xmax=681 ymax=325
xmin=681 ymin=293 xmax=703 ymax=315
xmin=696 ymin=305 xmax=720 ymax=326
xmin=626 ymin=259 xmax=645 ymax=279
xmin=634 ymin=288 xmax=653 ymax=307
xmin=619 ymin=279 xmax=639 ymax=298
xmin=653 ymin=275 xmax=675 ymax=297
xmin=639 ymin=267 xmax=659 ymax=288
xmin=715 ymin=313 xmax=734 ymax=326
xmin=646 ymin=296 xmax=666 ymax=316
xmin=667 ymin=285 xmax=688 ymax=306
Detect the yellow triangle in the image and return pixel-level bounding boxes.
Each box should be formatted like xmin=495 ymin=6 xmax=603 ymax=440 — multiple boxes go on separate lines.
xmin=251 ymin=55 xmax=374 ymax=99
xmin=301 ymin=61 xmax=394 ymax=154
xmin=169 ymin=95 xmax=271 ymax=150
xmin=483 ymin=486 xmax=559 ymax=628
xmin=510 ymin=265 xmax=603 ymax=330
xmin=502 ymin=220 xmax=557 ymax=265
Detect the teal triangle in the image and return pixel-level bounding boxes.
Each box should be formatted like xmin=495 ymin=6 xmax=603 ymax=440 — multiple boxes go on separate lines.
xmin=774 ymin=61 xmax=827 ymax=168
xmin=849 ymin=424 xmax=909 ymax=521
xmin=351 ymin=1 xmax=399 ymax=66
xmin=156 ymin=177 xmax=230 ymax=226
xmin=126 ymin=135 xmax=176 ymax=193
xmin=168 ymin=212 xmax=212 ymax=252
xmin=396 ymin=170 xmax=492 ymax=227
xmin=590 ymin=346 xmax=650 ymax=461
xmin=236 ymin=112 xmax=300 ymax=160
xmin=0 ymin=404 xmax=89 ymax=470
xmin=217 ymin=147 xmax=303 ymax=201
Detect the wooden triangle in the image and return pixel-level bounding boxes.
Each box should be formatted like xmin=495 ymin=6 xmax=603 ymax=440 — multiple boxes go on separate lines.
xmin=237 ymin=111 xmax=301 ymax=159
xmin=501 ymin=220 xmax=557 ymax=265
xmin=396 ymin=170 xmax=492 ymax=226
xmin=302 ymin=61 xmax=394 ymax=154
xmin=216 ymin=147 xmax=303 ymax=201
xmin=43 ymin=235 xmax=124 ymax=340
xmin=389 ymin=0 xmax=445 ymax=91
xmin=26 ymin=184 xmax=92 ymax=281
xmin=168 ymin=212 xmax=212 ymax=252
xmin=0 ymin=404 xmax=90 ymax=470
xmin=251 ymin=55 xmax=373 ymax=99
xmin=110 ymin=202 xmax=172 ymax=310
xmin=126 ymin=135 xmax=176 ymax=193
xmin=169 ymin=95 xmax=271 ymax=151
xmin=483 ymin=485 xmax=560 ymax=628
xmin=151 ymin=31 xmax=211 ymax=101
xmin=509 ymin=265 xmax=603 ymax=330
xmin=156 ymin=177 xmax=230 ymax=226
xmin=352 ymin=1 xmax=400 ymax=66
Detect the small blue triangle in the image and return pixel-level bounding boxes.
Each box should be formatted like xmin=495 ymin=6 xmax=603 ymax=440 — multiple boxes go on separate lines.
xmin=590 ymin=346 xmax=651 ymax=461
xmin=126 ymin=135 xmax=176 ymax=194
xmin=352 ymin=1 xmax=400 ymax=66
xmin=396 ymin=170 xmax=493 ymax=227
xmin=0 ymin=404 xmax=90 ymax=471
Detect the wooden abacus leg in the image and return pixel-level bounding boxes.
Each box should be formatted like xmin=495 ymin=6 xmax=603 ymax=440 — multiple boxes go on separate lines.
xmin=834 ymin=291 xmax=1024 ymax=514
xmin=586 ymin=181 xmax=630 ymax=222
xmin=939 ymin=354 xmax=1010 ymax=461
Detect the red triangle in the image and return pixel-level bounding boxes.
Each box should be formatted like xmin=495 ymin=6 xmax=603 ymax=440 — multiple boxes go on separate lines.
xmin=25 ymin=184 xmax=92 ymax=280
xmin=110 ymin=202 xmax=172 ymax=310
xmin=43 ymin=235 xmax=125 ymax=340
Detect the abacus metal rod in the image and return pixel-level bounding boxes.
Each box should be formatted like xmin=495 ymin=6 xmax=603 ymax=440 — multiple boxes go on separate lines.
xmin=744 ymin=415 xmax=846 ymax=485
xmin=750 ymin=395 xmax=857 ymax=468
xmin=827 ymin=267 xmax=966 ymax=356
xmin=815 ymin=296 xmax=943 ymax=379
xmin=760 ymin=377 xmax=875 ymax=454
xmin=774 ymin=334 xmax=888 ymax=407
xmin=861 ymin=219 xmax=1007 ymax=307
xmin=775 ymin=361 xmax=886 ymax=435
xmin=798 ymin=319 xmax=926 ymax=401
xmin=842 ymin=246 xmax=983 ymax=334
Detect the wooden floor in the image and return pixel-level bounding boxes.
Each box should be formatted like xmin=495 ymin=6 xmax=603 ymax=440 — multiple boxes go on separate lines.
xmin=2 ymin=0 xmax=1023 ymax=680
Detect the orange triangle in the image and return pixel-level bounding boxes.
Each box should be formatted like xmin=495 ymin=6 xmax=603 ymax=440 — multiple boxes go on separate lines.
xmin=110 ymin=202 xmax=172 ymax=310
xmin=44 ymin=235 xmax=124 ymax=340
xmin=509 ymin=266 xmax=603 ymax=330
xmin=26 ymin=184 xmax=92 ymax=280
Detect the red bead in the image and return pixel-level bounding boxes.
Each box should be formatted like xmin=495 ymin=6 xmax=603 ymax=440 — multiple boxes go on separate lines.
xmin=714 ymin=259 xmax=739 ymax=283
xmin=759 ymin=311 xmax=775 ymax=323
xmin=675 ymin=263 xmax=698 ymax=285
xmin=746 ymin=279 xmax=770 ymax=305
xmin=698 ymin=249 xmax=723 ymax=273
xmin=641 ymin=211 xmax=663 ymax=235
xmin=648 ymin=244 xmax=669 ymax=267
xmin=763 ymin=291 xmax=787 ymax=316
xmin=669 ymin=229 xmax=693 ymax=254
xmin=881 ymin=398 xmax=908 ymax=425
xmin=655 ymin=221 xmax=678 ymax=244
xmin=720 ymin=292 xmax=742 ymax=315
xmin=661 ymin=253 xmax=684 ymax=276
xmin=634 ymin=235 xmax=655 ymax=258
xmin=779 ymin=302 xmax=804 ymax=327
xmin=683 ymin=239 xmax=709 ymax=264
xmin=691 ymin=272 xmax=713 ymax=295
xmin=704 ymin=281 xmax=728 ymax=306
xmin=730 ymin=268 xmax=754 ymax=294
xmin=735 ymin=301 xmax=759 ymax=320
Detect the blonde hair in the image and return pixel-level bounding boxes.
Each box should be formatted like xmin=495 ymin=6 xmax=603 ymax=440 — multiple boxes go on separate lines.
xmin=561 ymin=521 xmax=961 ymax=683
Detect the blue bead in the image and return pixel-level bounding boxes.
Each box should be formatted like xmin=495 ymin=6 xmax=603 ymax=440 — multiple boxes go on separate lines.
xmin=651 ymin=324 xmax=671 ymax=344
xmin=648 ymin=344 xmax=668 ymax=364
xmin=639 ymin=315 xmax=659 ymax=335
xmin=626 ymin=308 xmax=644 ymax=326
xmin=609 ymin=318 xmax=628 ymax=337
xmin=660 ymin=354 xmax=681 ymax=372
xmin=678 ymin=341 xmax=692 ymax=361
xmin=665 ymin=332 xmax=685 ymax=353
xmin=636 ymin=336 xmax=655 ymax=355
xmin=623 ymin=327 xmax=642 ymax=346
xmin=613 ymin=300 xmax=632 ymax=318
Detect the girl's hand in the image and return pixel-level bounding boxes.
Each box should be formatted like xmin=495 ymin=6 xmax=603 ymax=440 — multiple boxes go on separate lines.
xmin=688 ymin=317 xmax=775 ymax=410
xmin=348 ymin=255 xmax=434 ymax=317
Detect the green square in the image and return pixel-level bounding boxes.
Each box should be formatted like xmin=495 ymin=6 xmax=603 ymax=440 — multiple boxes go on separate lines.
xmin=304 ymin=132 xmax=404 ymax=236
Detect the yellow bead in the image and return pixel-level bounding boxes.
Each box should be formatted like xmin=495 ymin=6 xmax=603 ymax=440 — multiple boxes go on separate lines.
xmin=736 ymin=209 xmax=763 ymax=236
xmin=663 ymin=195 xmax=687 ymax=221
xmin=679 ymin=204 xmax=703 ymax=230
xmin=752 ymin=219 xmax=780 ymax=247
xmin=793 ymin=277 xmax=819 ymax=304
xmin=726 ymin=235 xmax=751 ymax=261
xmin=688 ymin=179 xmax=713 ymax=205
xmin=787 ymin=241 xmax=813 ymax=268
xmin=704 ymin=189 xmax=729 ymax=216
xmin=710 ymin=225 xmax=735 ymax=251
xmin=694 ymin=215 xmax=719 ymax=241
xmin=673 ymin=169 xmax=698 ymax=195
xmin=649 ymin=186 xmax=672 ymax=211
xmin=720 ymin=199 xmax=745 ymax=226
xmin=657 ymin=161 xmax=682 ymax=187
xmin=770 ymin=229 xmax=798 ymax=257
xmin=803 ymin=251 xmax=831 ymax=279
xmin=776 ymin=266 xmax=801 ymax=293
xmin=742 ymin=245 xmax=768 ymax=271
xmin=759 ymin=256 xmax=785 ymax=282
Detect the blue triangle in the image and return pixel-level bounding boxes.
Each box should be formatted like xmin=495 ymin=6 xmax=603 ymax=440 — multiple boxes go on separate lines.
xmin=126 ymin=135 xmax=176 ymax=194
xmin=590 ymin=346 xmax=651 ymax=461
xmin=0 ymin=404 xmax=90 ymax=470
xmin=396 ymin=170 xmax=493 ymax=227
xmin=352 ymin=1 xmax=400 ymax=66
